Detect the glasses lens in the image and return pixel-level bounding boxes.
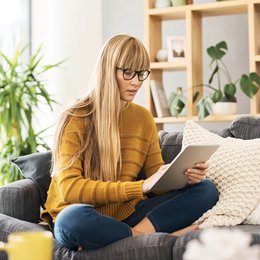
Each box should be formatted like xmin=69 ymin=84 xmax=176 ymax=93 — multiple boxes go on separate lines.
xmin=123 ymin=69 xmax=136 ymax=80
xmin=138 ymin=70 xmax=150 ymax=81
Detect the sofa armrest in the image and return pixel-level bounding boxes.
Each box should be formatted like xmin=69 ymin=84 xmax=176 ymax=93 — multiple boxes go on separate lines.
xmin=0 ymin=179 xmax=41 ymax=223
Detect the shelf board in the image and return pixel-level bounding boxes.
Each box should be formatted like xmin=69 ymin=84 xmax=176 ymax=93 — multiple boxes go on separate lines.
xmin=150 ymin=61 xmax=187 ymax=70
xmin=154 ymin=114 xmax=260 ymax=124
xmin=147 ymin=7 xmax=187 ymax=20
xmin=147 ymin=0 xmax=255 ymax=20
xmin=255 ymin=55 xmax=260 ymax=62
xmin=192 ymin=0 xmax=248 ymax=17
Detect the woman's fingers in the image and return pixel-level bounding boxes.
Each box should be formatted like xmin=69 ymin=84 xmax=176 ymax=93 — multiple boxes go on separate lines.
xmin=185 ymin=163 xmax=208 ymax=184
xmin=187 ymin=176 xmax=202 ymax=184
xmin=194 ymin=163 xmax=208 ymax=169
xmin=186 ymin=168 xmax=205 ymax=176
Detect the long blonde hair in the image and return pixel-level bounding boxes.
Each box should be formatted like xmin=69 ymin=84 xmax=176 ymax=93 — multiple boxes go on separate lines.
xmin=52 ymin=35 xmax=150 ymax=181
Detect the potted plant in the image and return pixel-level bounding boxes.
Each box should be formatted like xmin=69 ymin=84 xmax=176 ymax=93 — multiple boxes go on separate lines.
xmin=171 ymin=41 xmax=260 ymax=119
xmin=193 ymin=41 xmax=260 ymax=119
xmin=0 ymin=43 xmax=63 ymax=184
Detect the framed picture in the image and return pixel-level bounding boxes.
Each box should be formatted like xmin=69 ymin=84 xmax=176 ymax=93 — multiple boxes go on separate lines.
xmin=167 ymin=36 xmax=186 ymax=62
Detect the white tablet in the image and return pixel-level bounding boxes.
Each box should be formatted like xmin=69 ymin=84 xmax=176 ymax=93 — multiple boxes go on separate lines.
xmin=148 ymin=144 xmax=220 ymax=193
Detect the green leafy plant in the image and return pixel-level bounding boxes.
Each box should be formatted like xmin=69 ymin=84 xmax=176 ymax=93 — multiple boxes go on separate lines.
xmin=193 ymin=41 xmax=260 ymax=119
xmin=0 ymin=43 xmax=63 ymax=184
xmin=166 ymin=41 xmax=260 ymax=119
xmin=168 ymin=87 xmax=186 ymax=117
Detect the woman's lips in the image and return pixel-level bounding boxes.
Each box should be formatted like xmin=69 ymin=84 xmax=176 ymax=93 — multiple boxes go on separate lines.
xmin=127 ymin=90 xmax=137 ymax=95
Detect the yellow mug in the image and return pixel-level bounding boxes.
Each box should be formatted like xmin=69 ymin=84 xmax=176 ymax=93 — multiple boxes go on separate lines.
xmin=0 ymin=231 xmax=53 ymax=260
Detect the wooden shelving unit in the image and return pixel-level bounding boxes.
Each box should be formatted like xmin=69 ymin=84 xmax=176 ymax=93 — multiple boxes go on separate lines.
xmin=144 ymin=0 xmax=260 ymax=129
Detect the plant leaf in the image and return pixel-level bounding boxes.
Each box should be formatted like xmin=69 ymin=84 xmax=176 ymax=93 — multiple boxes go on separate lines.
xmin=168 ymin=91 xmax=185 ymax=117
xmin=196 ymin=96 xmax=212 ymax=119
xmin=41 ymin=59 xmax=66 ymax=73
xmin=224 ymin=83 xmax=236 ymax=99
xmin=240 ymin=73 xmax=260 ymax=98
xmin=207 ymin=41 xmax=227 ymax=61
xmin=208 ymin=65 xmax=219 ymax=84
xmin=193 ymin=91 xmax=200 ymax=103
xmin=211 ymin=89 xmax=223 ymax=103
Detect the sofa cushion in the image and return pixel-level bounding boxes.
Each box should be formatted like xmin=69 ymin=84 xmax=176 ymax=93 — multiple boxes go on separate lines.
xmin=229 ymin=116 xmax=260 ymax=139
xmin=159 ymin=131 xmax=183 ymax=164
xmin=182 ymin=120 xmax=260 ymax=228
xmin=158 ymin=128 xmax=232 ymax=164
xmin=11 ymin=151 xmax=52 ymax=208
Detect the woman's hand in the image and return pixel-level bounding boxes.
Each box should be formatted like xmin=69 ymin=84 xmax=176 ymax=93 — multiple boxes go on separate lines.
xmin=185 ymin=163 xmax=208 ymax=185
xmin=142 ymin=164 xmax=169 ymax=194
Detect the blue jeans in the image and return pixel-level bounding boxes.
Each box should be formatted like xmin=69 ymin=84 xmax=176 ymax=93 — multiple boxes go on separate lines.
xmin=54 ymin=179 xmax=218 ymax=250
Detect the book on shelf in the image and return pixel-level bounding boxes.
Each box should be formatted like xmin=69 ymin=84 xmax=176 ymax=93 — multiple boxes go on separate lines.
xmin=150 ymin=80 xmax=171 ymax=118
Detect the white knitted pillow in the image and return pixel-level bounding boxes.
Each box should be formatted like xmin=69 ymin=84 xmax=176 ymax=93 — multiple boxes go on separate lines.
xmin=182 ymin=120 xmax=260 ymax=228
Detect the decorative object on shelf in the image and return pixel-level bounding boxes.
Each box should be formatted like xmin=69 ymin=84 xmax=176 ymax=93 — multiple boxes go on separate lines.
xmin=167 ymin=36 xmax=186 ymax=62
xmin=150 ymin=80 xmax=171 ymax=117
xmin=183 ymin=228 xmax=260 ymax=260
xmin=155 ymin=48 xmax=168 ymax=62
xmin=171 ymin=0 xmax=186 ymax=6
xmin=186 ymin=0 xmax=193 ymax=4
xmin=193 ymin=41 xmax=260 ymax=119
xmin=0 ymin=43 xmax=64 ymax=184
xmin=155 ymin=0 xmax=171 ymax=8
xmin=168 ymin=87 xmax=186 ymax=116
xmin=211 ymin=100 xmax=237 ymax=115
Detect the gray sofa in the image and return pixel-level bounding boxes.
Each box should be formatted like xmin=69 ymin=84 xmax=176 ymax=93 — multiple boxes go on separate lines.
xmin=0 ymin=116 xmax=259 ymax=260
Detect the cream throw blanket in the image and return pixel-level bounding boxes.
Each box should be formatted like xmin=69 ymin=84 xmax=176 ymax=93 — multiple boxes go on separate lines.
xmin=182 ymin=120 xmax=260 ymax=228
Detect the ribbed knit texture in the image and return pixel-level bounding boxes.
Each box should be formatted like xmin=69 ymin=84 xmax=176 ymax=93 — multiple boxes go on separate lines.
xmin=41 ymin=103 xmax=164 ymax=225
xmin=182 ymin=120 xmax=260 ymax=228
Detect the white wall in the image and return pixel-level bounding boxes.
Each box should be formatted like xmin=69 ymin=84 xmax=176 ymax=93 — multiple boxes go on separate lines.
xmin=31 ymin=0 xmax=102 ymax=146
xmin=102 ymin=0 xmax=249 ymax=132
xmin=32 ymin=0 xmax=102 ymax=106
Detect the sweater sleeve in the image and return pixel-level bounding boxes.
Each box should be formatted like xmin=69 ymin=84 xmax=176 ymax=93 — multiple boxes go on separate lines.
xmin=56 ymin=129 xmax=144 ymax=206
xmin=143 ymin=116 xmax=164 ymax=178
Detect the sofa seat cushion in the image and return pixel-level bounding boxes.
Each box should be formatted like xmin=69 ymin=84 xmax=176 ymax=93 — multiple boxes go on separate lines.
xmin=72 ymin=233 xmax=177 ymax=260
xmin=0 ymin=212 xmax=177 ymax=260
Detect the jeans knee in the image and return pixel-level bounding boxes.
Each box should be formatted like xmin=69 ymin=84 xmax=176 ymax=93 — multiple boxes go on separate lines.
xmin=55 ymin=204 xmax=95 ymax=233
xmin=199 ymin=179 xmax=219 ymax=205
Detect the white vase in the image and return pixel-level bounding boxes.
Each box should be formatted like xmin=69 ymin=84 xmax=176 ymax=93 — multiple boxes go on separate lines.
xmin=156 ymin=48 xmax=168 ymax=62
xmin=211 ymin=102 xmax=238 ymax=115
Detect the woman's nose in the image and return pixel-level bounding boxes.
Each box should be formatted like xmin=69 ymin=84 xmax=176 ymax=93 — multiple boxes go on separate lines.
xmin=131 ymin=74 xmax=140 ymax=85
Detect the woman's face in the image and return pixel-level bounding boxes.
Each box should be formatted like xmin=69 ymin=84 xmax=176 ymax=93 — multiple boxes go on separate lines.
xmin=116 ymin=68 xmax=143 ymax=105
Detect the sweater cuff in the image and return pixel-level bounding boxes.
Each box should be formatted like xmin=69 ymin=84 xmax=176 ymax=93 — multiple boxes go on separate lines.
xmin=124 ymin=180 xmax=144 ymax=200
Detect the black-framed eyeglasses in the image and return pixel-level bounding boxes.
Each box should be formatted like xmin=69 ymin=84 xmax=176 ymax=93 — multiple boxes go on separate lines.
xmin=116 ymin=68 xmax=151 ymax=81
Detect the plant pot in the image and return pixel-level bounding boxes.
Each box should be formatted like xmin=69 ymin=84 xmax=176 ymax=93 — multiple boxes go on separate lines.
xmin=171 ymin=0 xmax=186 ymax=6
xmin=211 ymin=101 xmax=237 ymax=115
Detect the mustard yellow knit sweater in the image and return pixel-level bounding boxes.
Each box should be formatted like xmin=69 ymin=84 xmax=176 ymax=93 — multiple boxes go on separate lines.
xmin=41 ymin=103 xmax=164 ymax=226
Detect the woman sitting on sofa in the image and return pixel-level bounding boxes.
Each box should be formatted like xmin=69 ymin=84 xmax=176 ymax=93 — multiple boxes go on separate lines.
xmin=41 ymin=34 xmax=219 ymax=250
